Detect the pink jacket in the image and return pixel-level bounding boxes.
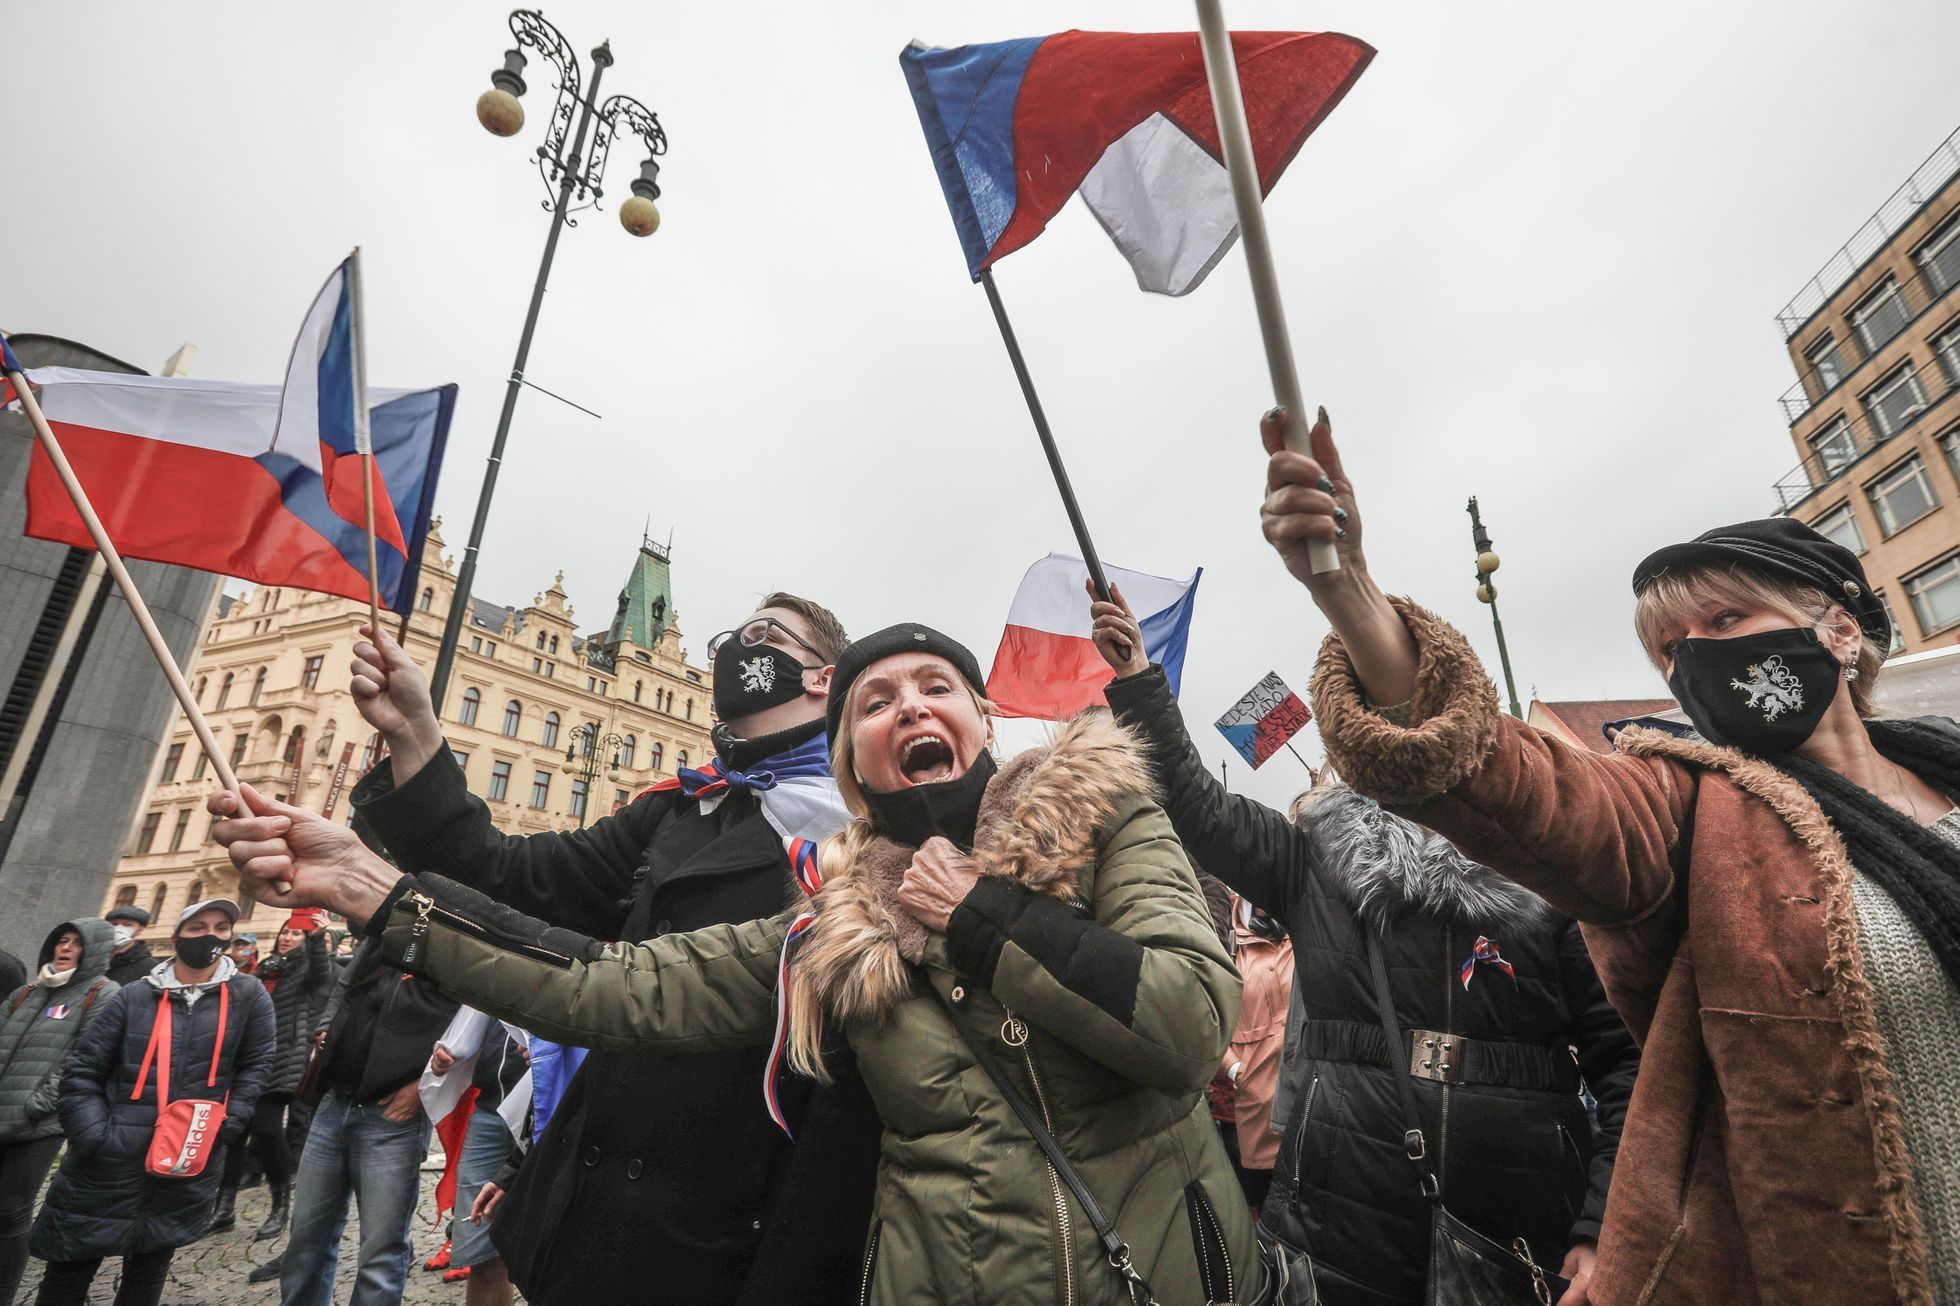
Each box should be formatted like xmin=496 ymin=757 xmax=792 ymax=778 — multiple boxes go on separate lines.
xmin=1221 ymin=899 xmax=1294 ymax=1171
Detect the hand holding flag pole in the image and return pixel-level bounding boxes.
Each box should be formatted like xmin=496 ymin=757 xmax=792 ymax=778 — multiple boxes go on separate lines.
xmin=1194 ymin=0 xmax=1340 ymax=576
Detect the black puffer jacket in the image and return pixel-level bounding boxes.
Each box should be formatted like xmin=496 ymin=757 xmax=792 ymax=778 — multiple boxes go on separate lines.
xmin=254 ymin=929 xmax=333 ymax=1097
xmin=31 ymin=959 xmax=275 ymax=1260
xmin=1107 ymin=666 xmax=1639 ymax=1304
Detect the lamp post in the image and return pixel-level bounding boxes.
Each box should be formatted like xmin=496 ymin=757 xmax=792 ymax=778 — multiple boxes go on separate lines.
xmin=561 ymin=721 xmax=627 ymax=828
xmin=1467 ymin=496 xmax=1524 ymax=719
xmin=429 ymin=10 xmax=670 ymax=712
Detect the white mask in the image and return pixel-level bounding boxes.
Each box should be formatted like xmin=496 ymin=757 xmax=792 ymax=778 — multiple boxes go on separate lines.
xmin=112 ymin=925 xmax=136 ymax=947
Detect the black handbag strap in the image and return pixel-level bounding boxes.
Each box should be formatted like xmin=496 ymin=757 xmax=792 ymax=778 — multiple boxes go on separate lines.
xmin=1360 ymin=929 xmax=1441 ymax=1202
xmin=945 ymin=1011 xmax=1159 ymax=1305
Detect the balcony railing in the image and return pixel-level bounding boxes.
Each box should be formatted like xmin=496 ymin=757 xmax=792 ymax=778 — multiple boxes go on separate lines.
xmin=1771 ymin=372 xmax=1960 ymax=513
xmin=1777 ymin=257 xmax=1960 ymax=423
xmin=1777 ymin=125 xmax=1960 ymax=342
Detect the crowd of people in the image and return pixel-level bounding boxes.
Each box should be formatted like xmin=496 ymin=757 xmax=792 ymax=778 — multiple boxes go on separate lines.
xmin=1 ymin=398 xmax=1955 ymax=1303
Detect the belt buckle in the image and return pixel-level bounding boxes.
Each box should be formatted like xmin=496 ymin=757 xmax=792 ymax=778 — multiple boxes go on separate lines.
xmin=1409 ymin=1028 xmax=1464 ymax=1084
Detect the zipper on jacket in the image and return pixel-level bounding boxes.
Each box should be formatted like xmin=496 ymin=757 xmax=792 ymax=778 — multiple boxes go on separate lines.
xmin=857 ymin=1219 xmax=881 ymax=1306
xmin=1439 ymin=925 xmax=1453 ymax=1190
xmin=1183 ymin=1181 xmax=1234 ymax=1304
xmin=1287 ymin=1075 xmax=1320 ymax=1205
xmin=399 ymin=890 xmax=577 ymax=970
xmin=1002 ymin=1008 xmax=1074 ymax=1306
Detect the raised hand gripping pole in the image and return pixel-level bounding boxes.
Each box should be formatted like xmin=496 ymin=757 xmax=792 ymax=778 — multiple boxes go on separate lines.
xmin=1195 ymin=0 xmax=1340 ymax=575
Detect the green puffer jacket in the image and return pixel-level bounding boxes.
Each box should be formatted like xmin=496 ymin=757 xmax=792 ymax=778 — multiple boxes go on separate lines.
xmin=0 ymin=919 xmax=118 ymax=1143
xmin=367 ymin=714 xmax=1271 ymax=1305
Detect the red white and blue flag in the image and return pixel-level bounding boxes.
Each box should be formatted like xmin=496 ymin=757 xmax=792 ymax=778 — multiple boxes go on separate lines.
xmin=900 ymin=29 xmax=1373 ymax=295
xmin=1214 ymin=671 xmax=1312 ymax=769
xmin=988 ymin=552 xmax=1200 ymax=720
xmin=1460 ymin=936 xmax=1517 ymax=991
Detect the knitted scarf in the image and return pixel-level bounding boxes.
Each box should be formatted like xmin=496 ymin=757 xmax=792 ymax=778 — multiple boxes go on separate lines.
xmin=1774 ymin=717 xmax=1960 ymax=993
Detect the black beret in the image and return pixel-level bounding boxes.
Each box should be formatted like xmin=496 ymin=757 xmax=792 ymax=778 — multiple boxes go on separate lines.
xmin=1632 ymin=516 xmax=1891 ymax=649
xmin=825 ymin=623 xmax=987 ymax=748
xmin=105 ymin=906 xmax=152 ymax=926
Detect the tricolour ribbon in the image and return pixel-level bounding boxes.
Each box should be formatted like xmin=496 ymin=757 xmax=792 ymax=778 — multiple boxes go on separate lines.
xmin=1460 ymin=934 xmax=1517 ymax=990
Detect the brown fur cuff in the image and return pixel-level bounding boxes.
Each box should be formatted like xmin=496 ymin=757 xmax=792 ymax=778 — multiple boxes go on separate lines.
xmin=1310 ymin=598 xmax=1503 ymax=806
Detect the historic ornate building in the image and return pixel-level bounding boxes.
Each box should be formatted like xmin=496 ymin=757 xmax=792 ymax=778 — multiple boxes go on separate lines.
xmin=103 ymin=525 xmax=714 ymax=925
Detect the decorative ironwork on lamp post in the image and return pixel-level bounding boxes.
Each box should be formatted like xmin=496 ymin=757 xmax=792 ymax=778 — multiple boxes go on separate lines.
xmin=430 ymin=9 xmax=670 ymax=711
xmin=561 ymin=721 xmax=627 ymax=828
xmin=1468 ymin=496 xmax=1525 ymax=719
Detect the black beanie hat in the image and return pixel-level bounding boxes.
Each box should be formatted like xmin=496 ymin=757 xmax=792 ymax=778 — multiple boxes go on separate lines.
xmin=825 ymin=623 xmax=987 ymax=748
xmin=1631 ymin=516 xmax=1891 ymax=649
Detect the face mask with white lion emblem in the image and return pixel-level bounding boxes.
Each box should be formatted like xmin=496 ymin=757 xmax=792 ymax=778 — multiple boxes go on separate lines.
xmin=712 ymin=637 xmax=813 ymax=722
xmin=1666 ymin=626 xmax=1841 ymax=753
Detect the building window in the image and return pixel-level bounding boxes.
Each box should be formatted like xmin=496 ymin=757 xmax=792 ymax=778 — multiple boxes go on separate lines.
xmin=160 ymin=742 xmax=185 ymax=783
xmin=620 ymin=735 xmax=636 ymax=769
xmin=191 ymin=749 xmax=210 ymax=781
xmin=1812 ymin=503 xmax=1866 ymax=555
xmin=217 ymin=673 xmax=234 ymax=710
xmin=150 ymin=884 xmax=169 ymax=920
xmin=301 ymin=655 xmax=323 ymax=690
xmin=451 ymin=750 xmax=469 ymax=775
xmin=1877 ymin=591 xmax=1909 ymax=653
xmin=229 ymin=733 xmax=249 ymax=768
xmin=1805 ymin=334 xmax=1846 ymax=393
xmin=550 ymin=636 xmax=559 ymax=654
xmin=536 ymin=632 xmax=547 ymax=651
xmin=578 ymin=725 xmax=596 ymax=758
xmin=586 ymin=676 xmax=595 ymax=692
xmin=362 ymin=732 xmax=382 ymax=769
xmin=114 ymin=886 xmax=137 ymax=908
xmin=1867 ymin=454 xmax=1940 ymax=536
xmin=187 ymin=878 xmax=203 ymax=903
xmin=570 ymin=780 xmax=589 ymax=820
xmin=1851 ymin=277 xmax=1910 ymax=354
xmin=283 ymin=727 xmax=306 ymax=766
xmin=613 ymin=788 xmax=628 ymax=814
xmin=532 ymin=657 xmax=543 ymax=674
xmin=1863 ymin=364 xmax=1928 ymax=439
xmin=459 ymin=687 xmax=481 ymax=727
xmin=1918 ymin=211 xmax=1960 ymax=295
xmin=529 ymin=771 xmax=551 ymax=808
xmin=650 ymin=742 xmax=664 ymax=772
xmin=135 ymin=811 xmax=162 ymax=854
xmin=418 ymin=587 xmax=434 ymax=612
xmin=544 ymin=663 xmax=555 ymax=680
xmin=168 ymin=809 xmax=192 ymax=853
xmin=542 ymin=712 xmax=560 ymax=749
xmin=685 ymin=670 xmax=702 ymax=685
xmin=1941 ymin=424 xmax=1960 ymax=485
xmin=250 ymin=667 xmax=267 ymax=707
xmin=194 ymin=676 xmax=206 ymax=704
xmin=489 ymin=761 xmax=512 ymax=802
xmin=502 ymin=700 xmax=522 ymax=737
xmin=676 ymin=750 xmax=689 ymax=771
xmin=684 ymin=698 xmax=693 ymax=720
xmin=485 ymin=641 xmax=497 ymax=657
xmin=1808 ymin=416 xmax=1857 ymax=479
xmin=470 ymin=636 xmax=482 ymax=654
xmin=1904 ymin=553 xmax=1960 ymax=636
xmin=633 ymin=680 xmax=642 ymax=703
xmin=1934 ymin=320 xmax=1960 ymax=386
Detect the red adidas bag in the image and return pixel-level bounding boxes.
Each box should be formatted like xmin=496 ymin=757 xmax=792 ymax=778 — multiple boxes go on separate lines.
xmin=132 ymin=982 xmax=230 ymax=1179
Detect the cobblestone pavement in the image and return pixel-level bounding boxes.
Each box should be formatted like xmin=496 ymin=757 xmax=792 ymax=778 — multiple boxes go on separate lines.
xmin=18 ymin=1160 xmax=486 ymax=1305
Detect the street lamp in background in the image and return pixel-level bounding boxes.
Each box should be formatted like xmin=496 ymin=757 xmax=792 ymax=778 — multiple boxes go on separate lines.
xmin=429 ymin=9 xmax=671 ymax=711
xmin=1468 ymin=496 xmax=1524 ymax=719
xmin=561 ymin=722 xmax=626 ymax=828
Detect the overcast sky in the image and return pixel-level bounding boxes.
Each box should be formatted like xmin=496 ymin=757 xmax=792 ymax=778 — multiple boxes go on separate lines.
xmin=8 ymin=1 xmax=1960 ymax=810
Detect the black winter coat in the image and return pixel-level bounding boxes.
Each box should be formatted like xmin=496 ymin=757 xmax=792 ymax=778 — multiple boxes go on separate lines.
xmin=352 ymin=744 xmax=882 ymax=1306
xmin=254 ymin=930 xmax=333 ymax=1097
xmin=31 ymin=964 xmax=275 ymax=1261
xmin=1107 ymin=666 xmax=1640 ymax=1305
xmin=104 ymin=941 xmax=159 ymax=988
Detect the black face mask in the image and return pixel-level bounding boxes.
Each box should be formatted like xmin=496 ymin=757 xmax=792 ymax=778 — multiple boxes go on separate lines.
xmin=712 ymin=639 xmax=815 ymax=722
xmin=861 ymin=751 xmax=998 ymax=851
xmin=173 ymin=933 xmax=228 ymax=970
xmin=1666 ymin=626 xmax=1842 ymax=753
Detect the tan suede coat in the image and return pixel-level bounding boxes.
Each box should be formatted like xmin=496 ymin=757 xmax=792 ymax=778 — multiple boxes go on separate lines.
xmin=1311 ymin=600 xmax=1933 ymax=1306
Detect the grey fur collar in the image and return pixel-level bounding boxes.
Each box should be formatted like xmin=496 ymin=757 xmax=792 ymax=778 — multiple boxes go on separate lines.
xmin=1302 ymin=784 xmax=1558 ymax=932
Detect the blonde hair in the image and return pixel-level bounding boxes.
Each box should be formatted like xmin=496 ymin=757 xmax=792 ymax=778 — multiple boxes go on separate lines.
xmin=1632 ymin=563 xmax=1883 ymax=717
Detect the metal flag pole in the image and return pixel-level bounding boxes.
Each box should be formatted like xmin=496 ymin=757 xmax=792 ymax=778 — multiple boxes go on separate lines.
xmin=979 ymin=268 xmax=1115 ymax=603
xmin=1194 ymin=0 xmax=1339 ymax=576
xmin=1 ymin=341 xmax=244 ymax=812
xmin=347 ymin=247 xmax=383 ymax=637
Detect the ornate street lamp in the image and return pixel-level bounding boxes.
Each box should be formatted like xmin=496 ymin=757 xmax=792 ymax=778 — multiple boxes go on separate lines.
xmin=430 ymin=10 xmax=670 ymax=712
xmin=561 ymin=721 xmax=626 ymax=828
xmin=1468 ymin=496 xmax=1524 ymax=719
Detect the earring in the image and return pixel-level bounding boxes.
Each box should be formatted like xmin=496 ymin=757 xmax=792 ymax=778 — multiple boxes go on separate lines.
xmin=1845 ymin=666 xmax=1861 ymax=682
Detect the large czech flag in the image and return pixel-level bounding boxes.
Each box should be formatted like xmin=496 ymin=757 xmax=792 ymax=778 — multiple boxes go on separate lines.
xmin=901 ymin=29 xmax=1373 ymax=296
xmin=15 ymin=366 xmax=453 ymax=611
xmin=988 ymin=552 xmax=1200 ymax=720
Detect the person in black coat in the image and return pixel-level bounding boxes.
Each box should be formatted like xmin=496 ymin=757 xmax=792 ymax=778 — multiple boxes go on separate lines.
xmin=337 ymin=595 xmax=883 ymax=1306
xmin=1093 ymin=595 xmax=1639 ymax=1306
xmin=30 ymin=900 xmax=274 ymax=1306
xmin=100 ymin=909 xmax=158 ymax=990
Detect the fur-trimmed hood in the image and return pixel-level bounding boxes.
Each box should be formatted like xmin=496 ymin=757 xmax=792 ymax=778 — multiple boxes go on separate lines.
xmin=786 ymin=712 xmax=1152 ymax=1054
xmin=1301 ymin=782 xmax=1558 ymax=932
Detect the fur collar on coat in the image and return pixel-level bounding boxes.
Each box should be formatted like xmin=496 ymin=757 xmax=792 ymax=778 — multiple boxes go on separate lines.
xmin=786 ymin=712 xmax=1151 ymax=1057
xmin=1301 ymin=782 xmax=1558 ymax=932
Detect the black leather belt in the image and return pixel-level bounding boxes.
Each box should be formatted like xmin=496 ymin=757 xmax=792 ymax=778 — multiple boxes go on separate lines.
xmin=1298 ymin=1019 xmax=1582 ymax=1094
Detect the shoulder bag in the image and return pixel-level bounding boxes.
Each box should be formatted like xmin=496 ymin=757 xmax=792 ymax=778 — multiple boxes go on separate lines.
xmin=133 ymin=982 xmax=231 ymax=1178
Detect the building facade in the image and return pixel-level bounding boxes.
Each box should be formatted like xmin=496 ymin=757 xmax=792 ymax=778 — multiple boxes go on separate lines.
xmin=104 ymin=526 xmax=715 ymax=926
xmin=1773 ymin=125 xmax=1960 ymax=656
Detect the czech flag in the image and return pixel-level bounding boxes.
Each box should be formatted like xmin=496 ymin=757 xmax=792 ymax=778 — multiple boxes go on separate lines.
xmin=1214 ymin=670 xmax=1312 ymax=769
xmin=988 ymin=552 xmax=1200 ymax=720
xmin=14 ymin=367 xmax=453 ymax=611
xmin=901 ymin=29 xmax=1373 ymax=296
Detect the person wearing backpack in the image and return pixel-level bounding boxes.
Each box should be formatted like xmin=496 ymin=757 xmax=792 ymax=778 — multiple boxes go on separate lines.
xmin=29 ymin=899 xmax=274 ymax=1306
xmin=0 ymin=920 xmax=118 ymax=1306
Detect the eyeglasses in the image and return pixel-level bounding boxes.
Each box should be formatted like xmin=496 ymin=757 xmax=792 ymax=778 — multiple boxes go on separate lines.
xmin=708 ymin=617 xmax=822 ymax=663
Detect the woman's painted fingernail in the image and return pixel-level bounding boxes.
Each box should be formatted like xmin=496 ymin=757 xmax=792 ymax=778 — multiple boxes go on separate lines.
xmin=1317 ymin=405 xmax=1329 ymax=427
xmin=1317 ymin=475 xmax=1336 ymax=493
xmin=1265 ymin=405 xmax=1285 ymax=424
xmin=1336 ymin=526 xmax=1348 ymax=540
xmin=1333 ymin=506 xmax=1348 ymax=523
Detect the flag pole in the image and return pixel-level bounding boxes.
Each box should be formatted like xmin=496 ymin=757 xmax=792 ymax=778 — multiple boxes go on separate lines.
xmin=1194 ymin=0 xmax=1339 ymax=576
xmin=347 ymin=247 xmax=384 ymax=636
xmin=1 ymin=345 xmax=245 ymax=812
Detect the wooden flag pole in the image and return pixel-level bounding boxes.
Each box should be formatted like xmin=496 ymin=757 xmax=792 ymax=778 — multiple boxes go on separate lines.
xmin=1 ymin=348 xmax=243 ymax=808
xmin=347 ymin=247 xmax=383 ymax=636
xmin=1194 ymin=0 xmax=1339 ymax=575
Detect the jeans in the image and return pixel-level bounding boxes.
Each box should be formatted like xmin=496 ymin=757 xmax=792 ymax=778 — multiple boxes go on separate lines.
xmin=279 ymin=1091 xmax=432 ymax=1306
xmin=448 ymin=1105 xmax=517 ymax=1270
xmin=33 ymin=1247 xmax=172 ymax=1306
